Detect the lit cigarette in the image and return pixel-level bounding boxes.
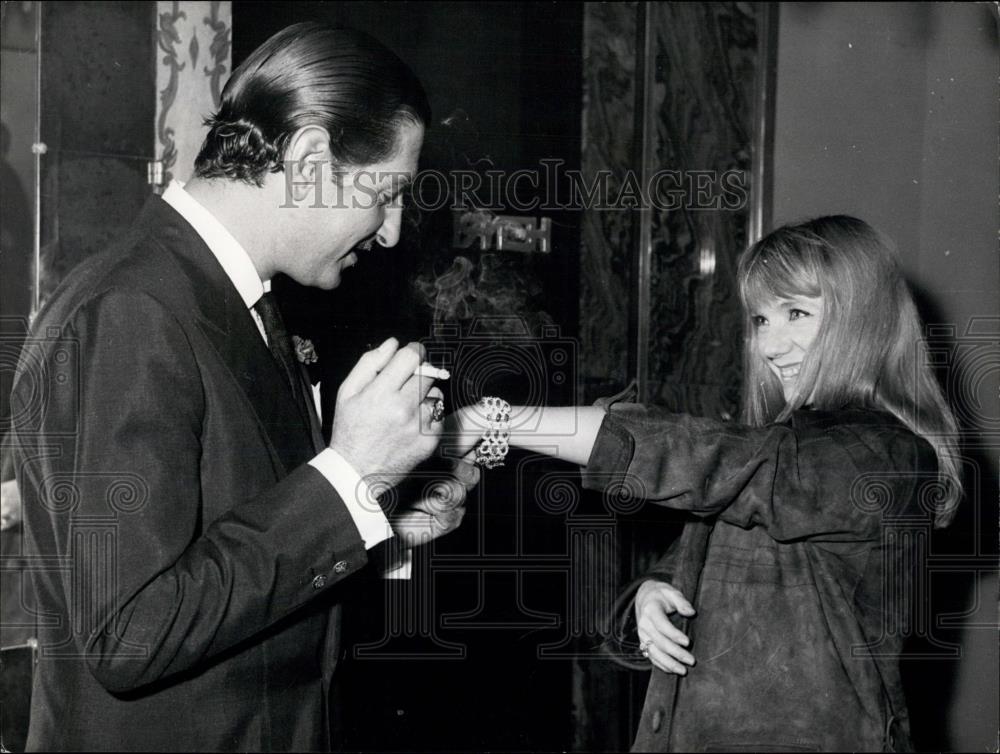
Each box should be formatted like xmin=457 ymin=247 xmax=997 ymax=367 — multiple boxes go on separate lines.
xmin=413 ymin=363 xmax=450 ymax=380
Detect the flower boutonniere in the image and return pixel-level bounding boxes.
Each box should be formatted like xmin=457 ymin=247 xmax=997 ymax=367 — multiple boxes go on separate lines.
xmin=292 ymin=335 xmax=318 ymax=365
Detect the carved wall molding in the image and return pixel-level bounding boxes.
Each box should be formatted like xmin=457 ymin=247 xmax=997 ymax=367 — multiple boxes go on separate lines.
xmin=155 ymin=0 xmax=231 ymax=188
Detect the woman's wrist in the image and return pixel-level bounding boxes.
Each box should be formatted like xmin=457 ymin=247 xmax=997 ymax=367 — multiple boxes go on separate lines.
xmin=447 ymin=403 xmax=605 ymax=468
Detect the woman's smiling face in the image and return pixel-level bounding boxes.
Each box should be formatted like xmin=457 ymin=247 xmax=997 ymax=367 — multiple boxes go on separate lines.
xmin=751 ymin=294 xmax=824 ymax=402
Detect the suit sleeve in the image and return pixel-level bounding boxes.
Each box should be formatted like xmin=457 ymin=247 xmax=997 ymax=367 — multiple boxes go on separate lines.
xmin=580 ymin=403 xmax=925 ymax=543
xmin=13 ymin=289 xmax=368 ymax=694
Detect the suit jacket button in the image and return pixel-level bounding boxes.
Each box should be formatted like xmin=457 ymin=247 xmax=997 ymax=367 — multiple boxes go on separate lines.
xmin=651 ymin=709 xmax=663 ymax=733
xmin=333 ymin=560 xmax=348 ymax=574
xmin=312 ymin=574 xmax=327 ymax=589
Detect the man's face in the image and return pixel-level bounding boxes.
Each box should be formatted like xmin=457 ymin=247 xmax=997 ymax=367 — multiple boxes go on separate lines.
xmin=282 ymin=120 xmax=424 ymax=290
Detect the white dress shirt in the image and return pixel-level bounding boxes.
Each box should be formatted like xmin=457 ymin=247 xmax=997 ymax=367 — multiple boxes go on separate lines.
xmin=161 ymin=180 xmax=394 ymax=551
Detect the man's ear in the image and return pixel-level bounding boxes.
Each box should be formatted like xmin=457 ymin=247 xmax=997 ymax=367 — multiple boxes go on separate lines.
xmin=284 ymin=125 xmax=331 ymax=205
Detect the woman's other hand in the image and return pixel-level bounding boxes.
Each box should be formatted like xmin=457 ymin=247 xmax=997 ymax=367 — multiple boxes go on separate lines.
xmin=634 ymin=579 xmax=697 ymax=675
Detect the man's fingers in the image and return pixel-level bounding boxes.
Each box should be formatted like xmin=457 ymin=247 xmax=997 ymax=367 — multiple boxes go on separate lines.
xmin=430 ymin=478 xmax=466 ymax=509
xmin=404 ymin=373 xmax=438 ymax=403
xmin=338 ymin=338 xmax=398 ymax=399
xmin=403 ymin=341 xmax=427 ymax=362
xmin=392 ymin=506 xmax=466 ymax=548
xmin=434 ymin=505 xmax=465 ymax=530
xmin=408 ymin=497 xmax=436 ymax=516
xmin=376 ymin=342 xmax=425 ymax=391
xmin=451 ymin=458 xmax=480 ymax=487
xmin=425 ymin=386 xmax=445 ymax=404
xmin=391 ymin=510 xmax=437 ymax=548
xmin=411 ymin=478 xmax=466 ymax=514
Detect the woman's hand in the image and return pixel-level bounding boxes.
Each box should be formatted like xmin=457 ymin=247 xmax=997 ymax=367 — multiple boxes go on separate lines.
xmin=634 ymin=579 xmax=697 ymax=675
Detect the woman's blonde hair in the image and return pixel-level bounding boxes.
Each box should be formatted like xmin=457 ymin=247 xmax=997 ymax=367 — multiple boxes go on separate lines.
xmin=738 ymin=215 xmax=962 ymax=526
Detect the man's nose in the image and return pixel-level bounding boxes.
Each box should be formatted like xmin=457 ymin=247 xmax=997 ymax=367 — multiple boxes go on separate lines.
xmin=376 ymin=205 xmax=403 ymax=248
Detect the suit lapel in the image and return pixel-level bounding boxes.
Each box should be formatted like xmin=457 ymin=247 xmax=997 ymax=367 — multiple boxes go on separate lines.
xmin=139 ymin=197 xmax=319 ymax=473
xmin=201 ymin=295 xmax=319 ymax=472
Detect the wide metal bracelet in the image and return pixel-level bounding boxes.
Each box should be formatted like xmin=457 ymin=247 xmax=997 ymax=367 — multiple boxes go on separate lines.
xmin=473 ymin=396 xmax=511 ymax=469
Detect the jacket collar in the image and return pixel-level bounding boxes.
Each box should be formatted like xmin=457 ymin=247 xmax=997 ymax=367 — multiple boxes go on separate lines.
xmin=160 ymin=180 xmax=266 ymax=310
xmin=134 ymin=195 xmax=322 ymax=469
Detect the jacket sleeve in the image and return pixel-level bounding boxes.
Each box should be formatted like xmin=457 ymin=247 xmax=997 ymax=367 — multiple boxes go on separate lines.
xmin=580 ymin=403 xmax=929 ymax=543
xmin=12 ymin=289 xmax=369 ymax=694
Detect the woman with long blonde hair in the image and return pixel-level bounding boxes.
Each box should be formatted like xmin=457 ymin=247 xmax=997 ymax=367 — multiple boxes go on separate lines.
xmin=447 ymin=215 xmax=962 ymax=751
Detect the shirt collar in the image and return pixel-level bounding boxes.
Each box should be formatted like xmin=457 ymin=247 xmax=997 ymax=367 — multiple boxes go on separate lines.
xmin=161 ymin=180 xmax=269 ymax=307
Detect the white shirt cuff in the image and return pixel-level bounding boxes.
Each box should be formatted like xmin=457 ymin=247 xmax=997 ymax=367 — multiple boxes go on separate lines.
xmin=309 ymin=448 xmax=393 ymax=549
xmin=382 ymin=551 xmax=412 ymax=579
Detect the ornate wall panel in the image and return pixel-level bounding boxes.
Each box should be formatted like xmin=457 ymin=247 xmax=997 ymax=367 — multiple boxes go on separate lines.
xmin=155 ymin=1 xmax=231 ymax=186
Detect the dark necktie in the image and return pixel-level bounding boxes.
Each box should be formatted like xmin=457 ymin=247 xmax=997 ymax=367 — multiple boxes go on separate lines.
xmin=253 ymin=291 xmax=308 ymax=410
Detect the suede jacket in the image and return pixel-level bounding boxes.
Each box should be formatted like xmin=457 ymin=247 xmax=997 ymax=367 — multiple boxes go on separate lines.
xmin=584 ymin=406 xmax=937 ymax=752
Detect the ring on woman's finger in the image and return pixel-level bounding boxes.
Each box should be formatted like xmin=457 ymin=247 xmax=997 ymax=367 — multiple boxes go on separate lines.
xmin=639 ymin=639 xmax=652 ymax=658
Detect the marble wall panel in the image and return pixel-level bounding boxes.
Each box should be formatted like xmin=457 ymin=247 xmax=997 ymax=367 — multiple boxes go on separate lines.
xmin=575 ymin=4 xmax=761 ymax=750
xmin=578 ymin=2 xmax=638 ymax=403
xmin=644 ymin=2 xmax=757 ymax=420
xmin=575 ymin=9 xmax=641 ymax=751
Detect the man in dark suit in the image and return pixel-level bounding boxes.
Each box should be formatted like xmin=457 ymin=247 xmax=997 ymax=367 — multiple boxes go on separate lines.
xmin=8 ymin=23 xmax=473 ymax=751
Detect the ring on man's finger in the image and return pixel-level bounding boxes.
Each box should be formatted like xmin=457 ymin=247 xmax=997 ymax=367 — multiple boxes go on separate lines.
xmin=430 ymin=397 xmax=445 ymax=423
